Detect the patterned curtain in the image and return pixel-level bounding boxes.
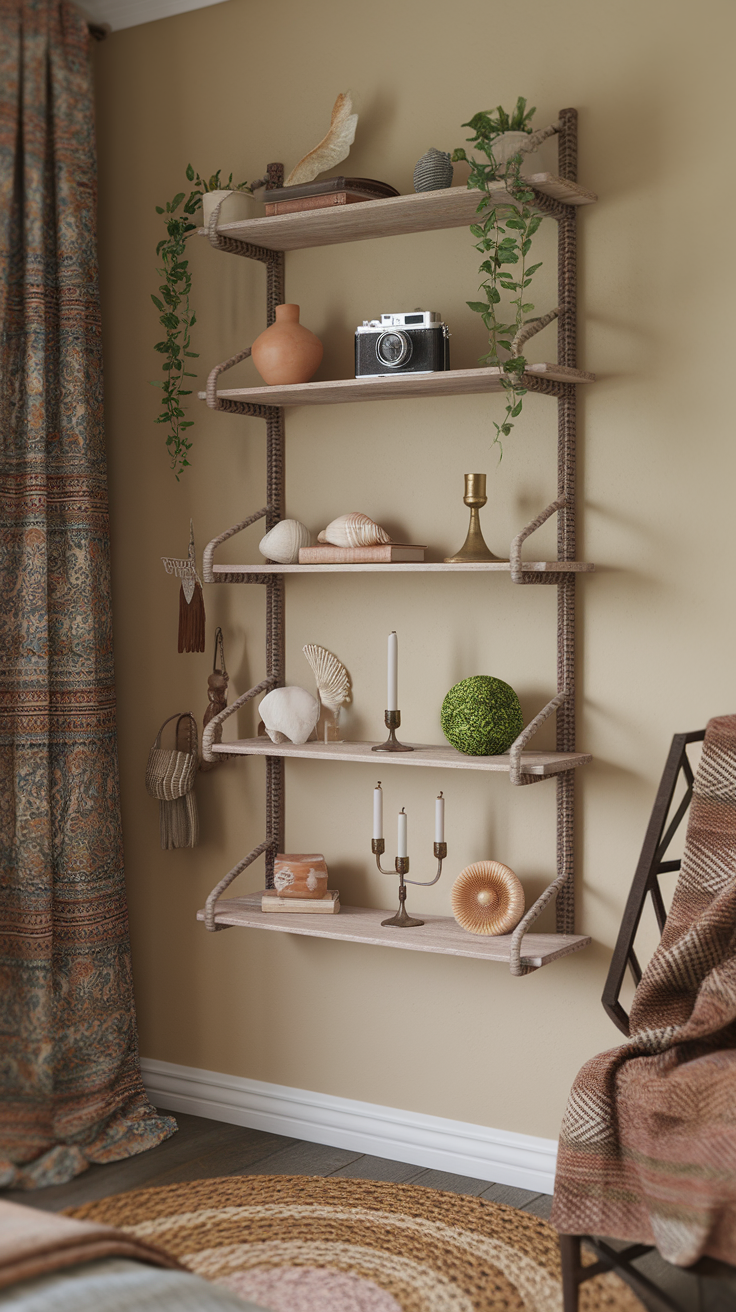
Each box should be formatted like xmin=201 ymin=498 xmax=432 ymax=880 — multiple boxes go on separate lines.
xmin=0 ymin=0 xmax=176 ymax=1189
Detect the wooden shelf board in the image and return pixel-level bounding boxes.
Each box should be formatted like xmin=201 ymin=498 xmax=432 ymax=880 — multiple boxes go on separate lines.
xmin=196 ymin=893 xmax=591 ymax=969
xmin=212 ymin=560 xmax=595 ymax=576
xmin=199 ymin=363 xmax=595 ymax=410
xmin=212 ymin=738 xmax=591 ymax=776
xmin=198 ymin=179 xmax=597 ymax=252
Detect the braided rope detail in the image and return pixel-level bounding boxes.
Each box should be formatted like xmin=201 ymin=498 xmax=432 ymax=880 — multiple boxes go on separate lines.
xmin=509 ymin=689 xmax=570 ymax=787
xmin=510 ymin=497 xmax=567 ymax=584
xmin=265 ymin=405 xmax=286 ymax=885
xmin=204 ymin=839 xmax=272 ymax=931
xmin=203 ymin=507 xmax=270 ymax=581
xmin=201 ymin=677 xmax=276 ymax=762
xmin=523 ymin=374 xmax=568 ymax=399
xmin=512 ymin=307 xmax=559 ymax=357
xmin=509 ymin=866 xmax=569 ymax=976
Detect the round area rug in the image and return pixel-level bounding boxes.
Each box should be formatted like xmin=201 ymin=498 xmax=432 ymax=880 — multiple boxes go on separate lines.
xmin=69 ymin=1175 xmax=644 ymax=1312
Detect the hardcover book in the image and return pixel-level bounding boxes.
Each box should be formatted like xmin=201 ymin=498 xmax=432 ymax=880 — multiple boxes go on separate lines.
xmin=260 ymin=176 xmax=398 ymax=203
xmin=298 ymin=544 xmax=427 ymax=564
xmin=265 ymin=191 xmax=378 ymax=216
xmin=261 ymin=889 xmax=340 ymax=914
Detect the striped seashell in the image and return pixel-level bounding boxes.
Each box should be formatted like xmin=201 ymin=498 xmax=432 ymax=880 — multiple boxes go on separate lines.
xmin=413 ymin=148 xmax=453 ymax=192
xmin=317 ymin=513 xmax=391 ymax=549
xmin=259 ymin=519 xmax=311 ymax=564
xmin=302 ymin=644 xmax=351 ymax=713
xmin=451 ymin=861 xmax=525 ymax=936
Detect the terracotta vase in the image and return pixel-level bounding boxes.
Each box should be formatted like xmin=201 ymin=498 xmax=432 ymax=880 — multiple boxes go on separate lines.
xmin=273 ymin=853 xmax=329 ymax=899
xmin=251 ymin=304 xmax=323 ymax=385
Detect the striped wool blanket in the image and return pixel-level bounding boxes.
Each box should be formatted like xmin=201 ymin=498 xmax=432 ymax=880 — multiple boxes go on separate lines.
xmin=552 ymin=714 xmax=736 ymax=1267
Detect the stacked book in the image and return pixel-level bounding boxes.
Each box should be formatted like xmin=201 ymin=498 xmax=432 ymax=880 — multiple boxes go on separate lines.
xmin=263 ymin=177 xmax=399 ymax=217
xmin=299 ymin=543 xmax=427 ymax=564
xmin=261 ymin=889 xmax=340 ymax=914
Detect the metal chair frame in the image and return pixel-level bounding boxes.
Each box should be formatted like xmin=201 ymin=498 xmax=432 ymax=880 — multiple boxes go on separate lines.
xmin=560 ymin=728 xmax=736 ymax=1311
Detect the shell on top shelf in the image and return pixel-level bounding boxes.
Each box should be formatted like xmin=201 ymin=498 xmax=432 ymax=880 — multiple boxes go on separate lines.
xmin=317 ymin=513 xmax=391 ymax=549
xmin=259 ymin=519 xmax=311 ymax=564
xmin=413 ymin=148 xmax=453 ymax=192
xmin=302 ymin=644 xmax=351 ymax=713
xmin=451 ymin=861 xmax=525 ymax=936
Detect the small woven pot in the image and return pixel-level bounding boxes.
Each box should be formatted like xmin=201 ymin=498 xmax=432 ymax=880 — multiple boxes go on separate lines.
xmin=413 ymin=148 xmax=453 ymax=192
xmin=451 ymin=861 xmax=525 ymax=936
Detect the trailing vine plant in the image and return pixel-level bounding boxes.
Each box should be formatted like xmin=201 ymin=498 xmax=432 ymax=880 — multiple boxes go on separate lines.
xmin=151 ymin=168 xmax=252 ymax=479
xmin=452 ymin=98 xmax=545 ymax=454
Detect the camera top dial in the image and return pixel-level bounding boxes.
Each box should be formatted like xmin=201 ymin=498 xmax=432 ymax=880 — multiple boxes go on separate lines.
xmin=376 ymin=330 xmax=412 ymax=368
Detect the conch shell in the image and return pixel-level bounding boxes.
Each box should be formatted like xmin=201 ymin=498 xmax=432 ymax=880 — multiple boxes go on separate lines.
xmin=303 ymin=645 xmax=351 ymax=713
xmin=259 ymin=686 xmax=320 ymax=744
xmin=259 ymin=519 xmax=311 ymax=564
xmin=317 ymin=513 xmax=391 ymax=549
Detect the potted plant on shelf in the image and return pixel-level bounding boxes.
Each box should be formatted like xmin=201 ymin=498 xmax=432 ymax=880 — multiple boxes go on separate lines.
xmin=151 ymin=165 xmax=256 ymax=479
xmin=452 ymin=98 xmax=547 ymax=454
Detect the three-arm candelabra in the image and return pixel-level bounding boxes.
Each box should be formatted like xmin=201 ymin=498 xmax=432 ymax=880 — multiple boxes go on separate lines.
xmin=371 ymin=785 xmax=446 ymax=927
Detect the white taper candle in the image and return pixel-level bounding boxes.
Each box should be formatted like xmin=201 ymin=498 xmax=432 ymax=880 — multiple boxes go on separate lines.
xmin=373 ymin=782 xmax=383 ymax=840
xmin=397 ymin=807 xmax=408 ymax=858
xmin=387 ymin=631 xmax=398 ymax=711
xmin=435 ymin=792 xmax=445 ymax=843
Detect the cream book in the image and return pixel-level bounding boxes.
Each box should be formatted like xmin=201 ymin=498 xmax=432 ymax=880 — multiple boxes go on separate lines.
xmin=261 ymin=889 xmax=340 ymax=914
xmin=298 ymin=544 xmax=426 ymax=564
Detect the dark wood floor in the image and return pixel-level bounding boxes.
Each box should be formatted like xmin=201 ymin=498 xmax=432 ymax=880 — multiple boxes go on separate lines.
xmin=3 ymin=1108 xmax=733 ymax=1312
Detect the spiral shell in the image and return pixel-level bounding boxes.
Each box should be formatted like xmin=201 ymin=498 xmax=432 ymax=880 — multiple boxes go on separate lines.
xmin=259 ymin=519 xmax=311 ymax=564
xmin=302 ymin=644 xmax=351 ymax=713
xmin=317 ymin=513 xmax=391 ymax=548
xmin=413 ymin=148 xmax=453 ymax=192
xmin=451 ymin=861 xmax=525 ymax=936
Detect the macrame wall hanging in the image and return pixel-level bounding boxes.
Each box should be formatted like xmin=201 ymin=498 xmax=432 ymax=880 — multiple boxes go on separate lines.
xmin=200 ymin=626 xmax=229 ymax=773
xmin=161 ymin=519 xmax=206 ymax=652
xmin=145 ymin=713 xmax=200 ymax=849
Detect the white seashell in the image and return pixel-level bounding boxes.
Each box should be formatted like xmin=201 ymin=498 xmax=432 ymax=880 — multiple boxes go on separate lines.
xmin=302 ymin=645 xmax=351 ymax=713
xmin=259 ymin=686 xmax=320 ymax=744
xmin=259 ymin=519 xmax=311 ymax=564
xmin=317 ymin=513 xmax=391 ymax=548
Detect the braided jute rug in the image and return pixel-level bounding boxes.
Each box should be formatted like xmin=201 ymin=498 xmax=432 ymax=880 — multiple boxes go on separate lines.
xmin=69 ymin=1175 xmax=644 ymax=1312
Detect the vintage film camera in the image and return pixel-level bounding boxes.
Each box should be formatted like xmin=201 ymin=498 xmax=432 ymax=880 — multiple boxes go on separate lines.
xmin=355 ymin=310 xmax=450 ymax=377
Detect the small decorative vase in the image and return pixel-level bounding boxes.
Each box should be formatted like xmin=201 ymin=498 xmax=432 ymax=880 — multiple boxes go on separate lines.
xmin=492 ymin=132 xmax=538 ymax=176
xmin=273 ymin=853 xmax=329 ymax=899
xmin=201 ymin=189 xmax=255 ymax=226
xmin=413 ymin=148 xmax=453 ymax=192
xmin=251 ymin=304 xmax=324 ymax=386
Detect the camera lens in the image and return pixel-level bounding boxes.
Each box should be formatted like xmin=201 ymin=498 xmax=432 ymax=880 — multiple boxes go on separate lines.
xmin=376 ymin=330 xmax=412 ymax=368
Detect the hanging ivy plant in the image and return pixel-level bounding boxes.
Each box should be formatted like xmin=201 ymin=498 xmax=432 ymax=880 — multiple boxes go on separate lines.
xmin=453 ymin=98 xmax=545 ymax=454
xmin=151 ymin=168 xmax=252 ymax=479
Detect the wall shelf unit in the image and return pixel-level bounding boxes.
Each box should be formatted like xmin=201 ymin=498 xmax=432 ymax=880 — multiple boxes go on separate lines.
xmin=196 ymin=108 xmax=592 ymax=975
xmin=197 ymin=894 xmax=591 ymax=970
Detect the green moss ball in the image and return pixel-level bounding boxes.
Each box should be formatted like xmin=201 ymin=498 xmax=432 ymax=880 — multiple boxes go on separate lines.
xmin=441 ymin=675 xmax=523 ymax=756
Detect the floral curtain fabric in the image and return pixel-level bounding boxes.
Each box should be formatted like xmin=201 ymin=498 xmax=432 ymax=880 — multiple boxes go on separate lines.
xmin=0 ymin=0 xmax=175 ymax=1188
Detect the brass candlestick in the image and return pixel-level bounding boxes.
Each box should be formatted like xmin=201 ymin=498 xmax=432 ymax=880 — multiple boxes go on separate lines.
xmin=372 ymin=708 xmax=414 ymax=753
xmin=444 ymin=473 xmax=507 ymax=563
xmin=372 ymin=833 xmax=447 ymax=928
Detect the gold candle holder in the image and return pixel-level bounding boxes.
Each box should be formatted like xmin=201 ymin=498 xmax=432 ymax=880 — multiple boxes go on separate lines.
xmin=372 ymin=836 xmax=447 ymax=928
xmin=444 ymin=473 xmax=507 ymax=564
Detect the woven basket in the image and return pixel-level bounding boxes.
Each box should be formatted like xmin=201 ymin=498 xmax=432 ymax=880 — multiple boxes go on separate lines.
xmin=145 ymin=714 xmax=199 ymax=849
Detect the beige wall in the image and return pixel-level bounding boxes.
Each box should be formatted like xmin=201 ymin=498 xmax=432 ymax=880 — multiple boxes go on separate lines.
xmin=93 ymin=0 xmax=736 ymax=1140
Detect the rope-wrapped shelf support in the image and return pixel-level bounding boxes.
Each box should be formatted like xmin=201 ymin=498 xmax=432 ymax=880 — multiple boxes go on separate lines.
xmin=204 ymin=838 xmax=273 ymax=932
xmin=203 ymin=507 xmax=271 ymax=582
xmin=509 ymin=689 xmax=570 ymax=788
xmin=510 ymin=496 xmax=567 ymax=585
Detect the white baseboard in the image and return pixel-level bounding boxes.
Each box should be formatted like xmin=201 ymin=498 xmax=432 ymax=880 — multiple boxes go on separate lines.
xmin=141 ymin=1058 xmax=557 ymax=1194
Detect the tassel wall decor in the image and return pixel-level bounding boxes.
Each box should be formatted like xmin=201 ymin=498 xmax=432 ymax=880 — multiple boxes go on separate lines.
xmin=200 ymin=626 xmax=229 ymax=772
xmin=162 ymin=519 xmax=206 ymax=653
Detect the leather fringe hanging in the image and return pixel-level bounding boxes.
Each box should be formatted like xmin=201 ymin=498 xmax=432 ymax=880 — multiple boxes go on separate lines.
xmin=200 ymin=627 xmax=229 ymax=773
xmin=178 ymin=520 xmax=205 ymax=652
xmin=161 ymin=520 xmax=205 ymax=654
xmin=145 ymin=713 xmax=200 ymax=849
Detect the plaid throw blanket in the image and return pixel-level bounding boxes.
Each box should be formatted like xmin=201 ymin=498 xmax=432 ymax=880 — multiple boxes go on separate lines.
xmin=552 ymin=714 xmax=736 ymax=1267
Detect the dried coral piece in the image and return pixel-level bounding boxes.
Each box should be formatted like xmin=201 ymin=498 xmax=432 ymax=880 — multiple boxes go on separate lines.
xmin=302 ymin=645 xmax=351 ymax=713
xmin=317 ymin=513 xmax=391 ymax=549
xmin=285 ymin=92 xmax=358 ymax=188
xmin=451 ymin=861 xmax=525 ymax=936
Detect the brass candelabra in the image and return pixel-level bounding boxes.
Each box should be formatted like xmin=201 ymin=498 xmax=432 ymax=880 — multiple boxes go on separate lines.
xmin=372 ymin=829 xmax=447 ymax=928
